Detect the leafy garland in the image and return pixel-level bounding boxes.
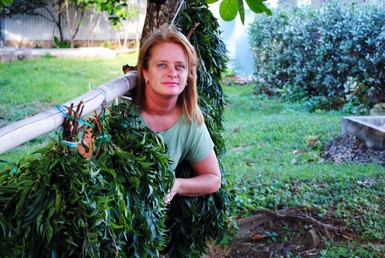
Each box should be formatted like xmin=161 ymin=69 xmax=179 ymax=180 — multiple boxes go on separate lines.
xmin=0 ymin=102 xmax=174 ymax=257
xmin=179 ymin=0 xmax=228 ymax=157
xmin=161 ymin=1 xmax=230 ymax=257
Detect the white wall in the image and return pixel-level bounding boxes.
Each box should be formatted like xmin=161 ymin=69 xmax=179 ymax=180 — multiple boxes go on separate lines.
xmin=2 ymin=0 xmax=147 ymax=48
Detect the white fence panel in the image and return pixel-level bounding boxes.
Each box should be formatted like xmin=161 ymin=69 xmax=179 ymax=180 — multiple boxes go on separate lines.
xmin=2 ymin=1 xmax=147 ymax=47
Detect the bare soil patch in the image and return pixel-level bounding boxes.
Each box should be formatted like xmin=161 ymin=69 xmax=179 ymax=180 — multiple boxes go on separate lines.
xmin=320 ymin=134 xmax=385 ymax=165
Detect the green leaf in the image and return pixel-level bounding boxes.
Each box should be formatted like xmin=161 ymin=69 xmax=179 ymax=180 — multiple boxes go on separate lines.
xmin=15 ymin=190 xmax=28 ymax=215
xmin=131 ymin=177 xmax=140 ymax=192
xmin=219 ymin=0 xmax=238 ymax=21
xmin=237 ymin=0 xmax=245 ymax=24
xmin=148 ymin=185 xmax=154 ymax=198
xmin=47 ymin=207 xmax=55 ymax=220
xmin=45 ymin=223 xmax=53 ymax=243
xmin=91 ymin=218 xmax=104 ymax=229
xmin=108 ymin=220 xmax=124 ymax=229
xmin=48 ymin=159 xmax=59 ymax=171
xmin=144 ymin=248 xmax=157 ymax=257
xmin=206 ymin=0 xmax=219 ymax=3
xmin=245 ymin=0 xmax=272 ymax=15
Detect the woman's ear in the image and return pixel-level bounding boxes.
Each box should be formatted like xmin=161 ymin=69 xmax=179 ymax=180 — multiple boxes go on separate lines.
xmin=143 ymin=69 xmax=149 ymax=83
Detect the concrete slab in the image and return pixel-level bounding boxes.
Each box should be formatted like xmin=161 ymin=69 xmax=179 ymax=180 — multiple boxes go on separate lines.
xmin=341 ymin=116 xmax=385 ymax=150
xmin=0 ymin=47 xmax=117 ymax=62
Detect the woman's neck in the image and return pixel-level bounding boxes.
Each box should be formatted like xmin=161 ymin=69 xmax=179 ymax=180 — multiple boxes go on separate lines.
xmin=144 ymin=96 xmax=177 ymax=116
xmin=142 ymin=94 xmax=180 ymax=132
xmin=143 ymin=85 xmax=179 ymax=115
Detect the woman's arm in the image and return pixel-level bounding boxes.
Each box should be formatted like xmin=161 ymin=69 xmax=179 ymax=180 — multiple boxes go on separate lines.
xmin=165 ymin=150 xmax=221 ymax=203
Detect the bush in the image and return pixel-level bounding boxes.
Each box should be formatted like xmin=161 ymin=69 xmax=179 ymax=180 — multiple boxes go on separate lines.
xmin=249 ymin=2 xmax=385 ymax=113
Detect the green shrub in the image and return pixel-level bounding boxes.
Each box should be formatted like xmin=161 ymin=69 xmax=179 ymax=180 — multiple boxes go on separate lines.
xmin=249 ymin=2 xmax=385 ymax=113
xmin=53 ymin=36 xmax=70 ymax=48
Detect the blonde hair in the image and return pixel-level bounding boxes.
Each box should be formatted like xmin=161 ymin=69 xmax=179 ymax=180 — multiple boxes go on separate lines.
xmin=134 ymin=26 xmax=204 ymax=125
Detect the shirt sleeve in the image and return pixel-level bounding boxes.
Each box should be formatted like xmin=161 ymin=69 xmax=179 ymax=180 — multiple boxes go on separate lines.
xmin=185 ymin=121 xmax=214 ymax=164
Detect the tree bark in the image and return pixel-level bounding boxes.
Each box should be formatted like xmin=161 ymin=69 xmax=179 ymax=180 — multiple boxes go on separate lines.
xmin=141 ymin=0 xmax=184 ymax=40
xmin=53 ymin=0 xmax=65 ymax=42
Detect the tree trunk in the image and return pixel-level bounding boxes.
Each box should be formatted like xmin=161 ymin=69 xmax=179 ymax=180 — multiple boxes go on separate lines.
xmin=53 ymin=0 xmax=65 ymax=42
xmin=64 ymin=0 xmax=75 ymax=48
xmin=141 ymin=0 xmax=184 ymax=40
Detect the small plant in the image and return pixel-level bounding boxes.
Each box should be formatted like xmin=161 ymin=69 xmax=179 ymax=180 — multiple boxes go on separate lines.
xmin=42 ymin=53 xmax=55 ymax=59
xmin=341 ymin=76 xmax=374 ymax=115
xmin=265 ymin=231 xmax=278 ymax=242
xmin=53 ymin=36 xmax=70 ymax=48
xmin=100 ymin=40 xmax=114 ymax=49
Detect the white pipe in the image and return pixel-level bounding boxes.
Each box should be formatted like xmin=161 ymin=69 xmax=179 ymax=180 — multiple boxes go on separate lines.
xmin=0 ymin=71 xmax=137 ymax=154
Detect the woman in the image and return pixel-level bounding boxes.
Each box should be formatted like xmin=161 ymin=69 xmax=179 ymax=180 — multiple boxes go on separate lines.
xmin=132 ymin=26 xmax=221 ymax=204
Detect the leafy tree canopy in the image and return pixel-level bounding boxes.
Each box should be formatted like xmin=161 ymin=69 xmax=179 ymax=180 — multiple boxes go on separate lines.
xmin=1 ymin=0 xmax=45 ymax=17
xmin=0 ymin=0 xmax=13 ymax=12
xmin=1 ymin=0 xmax=130 ymax=24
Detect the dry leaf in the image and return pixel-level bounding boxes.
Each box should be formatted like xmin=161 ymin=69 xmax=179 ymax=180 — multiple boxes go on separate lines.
xmin=251 ymin=234 xmax=268 ymax=241
xmin=357 ymin=178 xmax=376 ymax=187
xmin=77 ymin=127 xmax=95 ymax=160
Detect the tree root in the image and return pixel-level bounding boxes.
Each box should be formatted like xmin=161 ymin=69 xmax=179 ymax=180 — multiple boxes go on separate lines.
xmin=234 ymin=206 xmax=358 ymax=241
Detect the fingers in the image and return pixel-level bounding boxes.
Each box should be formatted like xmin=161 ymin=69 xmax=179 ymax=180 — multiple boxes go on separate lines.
xmin=164 ymin=195 xmax=172 ymax=206
xmin=164 ymin=189 xmax=174 ymax=206
xmin=164 ymin=179 xmax=179 ymax=206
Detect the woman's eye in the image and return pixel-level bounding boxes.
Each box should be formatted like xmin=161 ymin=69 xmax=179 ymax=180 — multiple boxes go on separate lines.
xmin=176 ymin=65 xmax=185 ymax=70
xmin=158 ymin=63 xmax=166 ymax=68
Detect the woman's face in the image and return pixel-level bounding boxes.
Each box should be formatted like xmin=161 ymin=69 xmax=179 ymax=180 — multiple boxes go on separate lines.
xmin=143 ymin=42 xmax=188 ymax=100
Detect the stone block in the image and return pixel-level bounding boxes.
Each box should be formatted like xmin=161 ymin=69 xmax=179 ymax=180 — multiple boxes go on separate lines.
xmin=341 ymin=116 xmax=385 ymax=150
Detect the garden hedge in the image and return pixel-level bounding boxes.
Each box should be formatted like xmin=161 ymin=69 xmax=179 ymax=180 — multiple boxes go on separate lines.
xmin=249 ymin=1 xmax=385 ymax=114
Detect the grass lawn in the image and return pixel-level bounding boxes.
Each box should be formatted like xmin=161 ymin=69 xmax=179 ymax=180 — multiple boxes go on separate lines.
xmin=0 ymin=52 xmax=138 ymax=161
xmin=1 ymin=56 xmax=384 ymax=256
xmin=222 ymin=84 xmax=384 ymax=256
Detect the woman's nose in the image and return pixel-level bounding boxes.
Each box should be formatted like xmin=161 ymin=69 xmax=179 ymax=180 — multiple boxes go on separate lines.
xmin=167 ymin=67 xmax=177 ymax=78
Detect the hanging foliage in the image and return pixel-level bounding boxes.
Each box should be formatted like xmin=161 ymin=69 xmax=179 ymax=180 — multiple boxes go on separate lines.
xmin=160 ymin=1 xmax=230 ymax=257
xmin=163 ymin=161 xmax=228 ymax=257
xmin=0 ymin=102 xmax=174 ymax=257
xmin=177 ymin=0 xmax=228 ymax=158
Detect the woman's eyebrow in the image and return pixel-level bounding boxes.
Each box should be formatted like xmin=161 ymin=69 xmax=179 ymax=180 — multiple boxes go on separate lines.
xmin=154 ymin=60 xmax=187 ymax=66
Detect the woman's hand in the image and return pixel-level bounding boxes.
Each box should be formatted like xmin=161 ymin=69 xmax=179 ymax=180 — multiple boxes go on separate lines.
xmin=164 ymin=150 xmax=221 ymax=204
xmin=164 ymin=179 xmax=180 ymax=205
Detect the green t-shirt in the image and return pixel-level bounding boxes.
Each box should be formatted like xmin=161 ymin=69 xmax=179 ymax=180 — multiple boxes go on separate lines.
xmin=139 ymin=115 xmax=214 ymax=171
